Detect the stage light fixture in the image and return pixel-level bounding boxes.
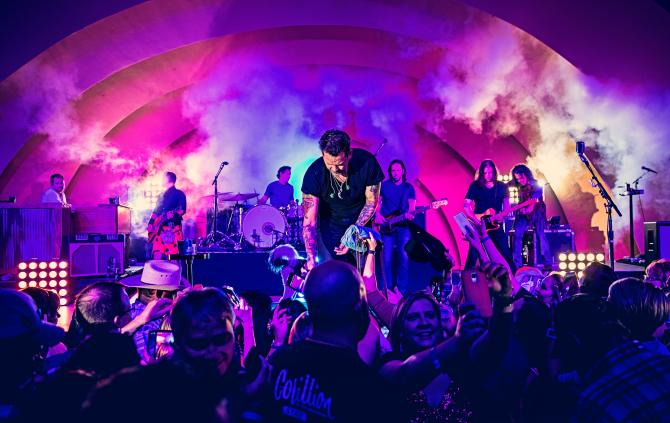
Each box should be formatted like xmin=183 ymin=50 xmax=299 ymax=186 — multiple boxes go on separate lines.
xmin=577 ymin=262 xmax=586 ymax=270
xmin=38 ymin=280 xmax=47 ymax=288
xmin=48 ymin=261 xmax=57 ymax=269
xmin=577 ymin=271 xmax=584 ymax=279
xmin=28 ymin=271 xmax=37 ymax=279
xmin=49 ymin=271 xmax=57 ymax=278
xmin=18 ymin=262 xmax=27 ymax=270
xmin=577 ymin=253 xmax=586 ymax=261
xmin=49 ymin=280 xmax=57 ymax=288
xmin=28 ymin=262 xmax=37 ymax=270
xmin=38 ymin=262 xmax=47 ymax=269
xmin=28 ymin=281 xmax=37 ymax=287
xmin=568 ymin=253 xmax=576 ymax=262
xmin=38 ymin=271 xmax=47 ymax=279
xmin=558 ymin=253 xmax=567 ymax=262
xmin=18 ymin=271 xmax=27 ymax=279
xmin=586 ymin=253 xmax=595 ymax=262
xmin=18 ymin=281 xmax=27 ymax=289
xmin=568 ymin=262 xmax=577 ymax=270
xmin=58 ymin=289 xmax=67 ymax=297
xmin=58 ymin=270 xmax=67 ymax=278
xmin=596 ymin=253 xmax=605 ymax=262
xmin=58 ymin=261 xmax=68 ymax=269
xmin=59 ymin=298 xmax=67 ymax=306
xmin=59 ymin=279 xmax=67 ymax=287
xmin=560 ymin=271 xmax=567 ymax=277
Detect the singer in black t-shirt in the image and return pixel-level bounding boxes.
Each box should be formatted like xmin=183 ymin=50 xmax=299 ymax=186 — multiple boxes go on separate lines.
xmin=301 ymin=130 xmax=384 ymax=270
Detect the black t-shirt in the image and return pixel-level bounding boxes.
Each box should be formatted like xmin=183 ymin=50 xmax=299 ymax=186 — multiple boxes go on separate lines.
xmin=154 ymin=186 xmax=187 ymax=224
xmin=301 ymin=149 xmax=384 ymax=250
xmin=267 ymin=340 xmax=402 ymax=422
xmin=465 ymin=181 xmax=508 ymax=214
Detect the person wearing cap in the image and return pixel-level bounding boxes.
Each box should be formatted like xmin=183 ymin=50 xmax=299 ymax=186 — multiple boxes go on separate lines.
xmin=0 ymin=289 xmax=65 ymax=418
xmin=121 ymin=260 xmax=188 ymax=362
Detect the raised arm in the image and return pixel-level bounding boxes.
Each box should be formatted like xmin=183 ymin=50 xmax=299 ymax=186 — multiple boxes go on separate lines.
xmin=302 ymin=193 xmax=319 ymax=270
xmin=355 ymin=183 xmax=381 ymax=226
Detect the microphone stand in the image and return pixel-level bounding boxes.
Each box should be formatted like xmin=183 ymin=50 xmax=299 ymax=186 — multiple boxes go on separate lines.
xmin=578 ymin=153 xmax=622 ymax=269
xmin=620 ymin=170 xmax=649 ymax=260
xmin=207 ymin=162 xmax=228 ymax=246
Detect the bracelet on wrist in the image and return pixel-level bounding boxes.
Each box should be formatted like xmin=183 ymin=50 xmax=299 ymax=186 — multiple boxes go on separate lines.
xmin=367 ymin=249 xmax=377 ymax=255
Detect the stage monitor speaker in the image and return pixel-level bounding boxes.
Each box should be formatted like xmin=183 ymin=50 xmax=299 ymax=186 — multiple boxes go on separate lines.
xmin=645 ymin=221 xmax=670 ymax=261
xmin=70 ymin=241 xmax=124 ymax=277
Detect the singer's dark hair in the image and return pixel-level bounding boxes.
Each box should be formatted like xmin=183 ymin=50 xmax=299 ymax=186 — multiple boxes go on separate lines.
xmin=277 ymin=166 xmax=291 ymax=179
xmin=166 ymin=172 xmax=177 ymax=183
xmin=50 ymin=173 xmax=64 ymax=184
xmin=475 ymin=159 xmax=499 ymax=187
xmin=387 ymin=159 xmax=407 ymax=182
xmin=319 ymin=129 xmax=351 ymax=156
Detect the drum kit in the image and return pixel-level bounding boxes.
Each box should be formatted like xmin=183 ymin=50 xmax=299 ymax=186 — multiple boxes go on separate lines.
xmin=201 ymin=191 xmax=304 ymax=251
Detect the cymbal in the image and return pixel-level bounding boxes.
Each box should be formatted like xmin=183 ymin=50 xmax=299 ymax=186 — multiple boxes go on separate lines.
xmin=202 ymin=192 xmax=234 ymax=199
xmin=219 ymin=192 xmax=260 ymax=202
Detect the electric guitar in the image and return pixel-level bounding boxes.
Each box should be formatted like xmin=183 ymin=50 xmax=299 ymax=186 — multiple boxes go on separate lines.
xmin=376 ymin=199 xmax=448 ymax=234
xmin=471 ymin=198 xmax=539 ymax=232
xmin=147 ymin=209 xmax=183 ymax=243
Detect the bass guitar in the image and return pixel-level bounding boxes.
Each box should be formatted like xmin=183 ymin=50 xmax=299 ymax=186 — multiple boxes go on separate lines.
xmin=472 ymin=198 xmax=539 ymax=232
xmin=376 ymin=198 xmax=448 ymax=234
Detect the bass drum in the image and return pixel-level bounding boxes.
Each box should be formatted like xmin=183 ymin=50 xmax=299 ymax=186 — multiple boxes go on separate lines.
xmin=242 ymin=205 xmax=287 ymax=249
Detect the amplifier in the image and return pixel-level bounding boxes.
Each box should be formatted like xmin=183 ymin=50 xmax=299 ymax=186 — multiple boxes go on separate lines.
xmin=645 ymin=221 xmax=670 ymax=261
xmin=69 ymin=237 xmax=125 ymax=277
xmin=508 ymin=228 xmax=574 ymax=266
xmin=72 ymin=233 xmax=125 ymax=243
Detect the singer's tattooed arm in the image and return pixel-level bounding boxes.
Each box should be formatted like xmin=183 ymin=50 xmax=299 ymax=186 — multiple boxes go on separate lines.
xmin=355 ymin=183 xmax=381 ymax=226
xmin=302 ymin=193 xmax=319 ymax=266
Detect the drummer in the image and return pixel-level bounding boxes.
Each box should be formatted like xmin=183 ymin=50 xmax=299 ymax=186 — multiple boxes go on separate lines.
xmin=258 ymin=165 xmax=295 ymax=209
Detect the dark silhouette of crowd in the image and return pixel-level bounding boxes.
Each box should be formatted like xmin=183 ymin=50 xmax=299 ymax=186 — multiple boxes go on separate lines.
xmin=3 ymin=229 xmax=670 ymax=422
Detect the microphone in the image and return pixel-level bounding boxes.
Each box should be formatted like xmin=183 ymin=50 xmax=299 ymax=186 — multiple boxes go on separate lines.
xmin=642 ymin=166 xmax=658 ymax=174
xmin=221 ymin=161 xmax=229 ymax=166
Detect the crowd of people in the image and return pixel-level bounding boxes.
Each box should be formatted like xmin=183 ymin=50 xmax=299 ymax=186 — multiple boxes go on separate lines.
xmin=2 ymin=223 xmax=670 ymax=422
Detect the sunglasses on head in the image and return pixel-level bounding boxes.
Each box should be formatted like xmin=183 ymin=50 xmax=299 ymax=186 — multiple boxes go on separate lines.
xmin=183 ymin=332 xmax=233 ymax=351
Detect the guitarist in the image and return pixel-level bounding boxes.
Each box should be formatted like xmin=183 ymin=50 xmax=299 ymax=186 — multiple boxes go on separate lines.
xmin=148 ymin=171 xmax=187 ymax=259
xmin=375 ymin=159 xmax=416 ymax=293
xmin=511 ymin=164 xmax=551 ymax=268
xmin=464 ymin=160 xmax=516 ymax=272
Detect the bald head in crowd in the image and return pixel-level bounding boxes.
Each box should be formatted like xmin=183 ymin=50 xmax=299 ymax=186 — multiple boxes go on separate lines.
xmin=303 ymin=260 xmax=368 ymax=342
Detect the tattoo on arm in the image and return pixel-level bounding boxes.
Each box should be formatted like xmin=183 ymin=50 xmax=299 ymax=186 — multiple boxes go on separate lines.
xmin=302 ymin=194 xmax=319 ymax=260
xmin=356 ymin=183 xmax=380 ymax=226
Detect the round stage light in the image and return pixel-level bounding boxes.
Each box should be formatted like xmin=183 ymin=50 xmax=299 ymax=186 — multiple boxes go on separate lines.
xmin=560 ymin=271 xmax=567 ymax=277
xmin=59 ymin=270 xmax=67 ymax=278
xmin=49 ymin=271 xmax=57 ymax=278
xmin=59 ymin=298 xmax=67 ymax=306
xmin=18 ymin=262 xmax=27 ymax=270
xmin=48 ymin=261 xmax=57 ymax=269
xmin=58 ymin=289 xmax=67 ymax=297
xmin=38 ymin=280 xmax=47 ymax=288
xmin=596 ymin=253 xmax=605 ymax=262
xmin=59 ymin=279 xmax=67 ymax=287
xmin=568 ymin=262 xmax=577 ymax=270
xmin=58 ymin=261 xmax=68 ymax=269
xmin=49 ymin=280 xmax=57 ymax=287
xmin=18 ymin=281 xmax=27 ymax=289
xmin=577 ymin=262 xmax=586 ymax=270
xmin=28 ymin=271 xmax=37 ymax=279
xmin=38 ymin=271 xmax=47 ymax=279
xmin=577 ymin=271 xmax=584 ymax=279
xmin=568 ymin=253 xmax=576 ymax=261
xmin=18 ymin=271 xmax=27 ymax=279
xmin=28 ymin=262 xmax=37 ymax=270
xmin=559 ymin=262 xmax=567 ymax=270
xmin=558 ymin=253 xmax=568 ymax=262
xmin=28 ymin=281 xmax=37 ymax=287
xmin=577 ymin=253 xmax=586 ymax=262
xmin=38 ymin=262 xmax=47 ymax=269
xmin=586 ymin=253 xmax=595 ymax=262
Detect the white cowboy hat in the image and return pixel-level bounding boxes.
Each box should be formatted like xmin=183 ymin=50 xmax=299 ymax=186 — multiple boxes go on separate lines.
xmin=120 ymin=260 xmax=188 ymax=291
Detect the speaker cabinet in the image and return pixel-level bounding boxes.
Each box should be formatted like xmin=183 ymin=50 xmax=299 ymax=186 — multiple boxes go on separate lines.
xmin=70 ymin=241 xmax=124 ymax=277
xmin=645 ymin=221 xmax=670 ymax=261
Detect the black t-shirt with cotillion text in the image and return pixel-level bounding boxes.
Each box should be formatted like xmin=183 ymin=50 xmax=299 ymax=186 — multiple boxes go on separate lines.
xmin=267 ymin=340 xmax=403 ymax=422
xmin=465 ymin=181 xmax=508 ymax=214
xmin=301 ymin=148 xmax=384 ymax=251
